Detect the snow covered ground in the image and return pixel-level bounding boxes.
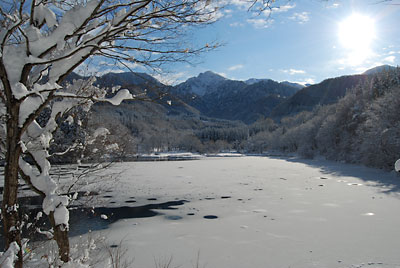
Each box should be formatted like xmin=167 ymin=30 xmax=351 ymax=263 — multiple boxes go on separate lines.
xmin=74 ymin=156 xmax=400 ymax=268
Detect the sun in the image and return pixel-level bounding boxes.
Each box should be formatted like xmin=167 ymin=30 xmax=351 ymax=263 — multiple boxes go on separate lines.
xmin=338 ymin=13 xmax=376 ymax=50
xmin=338 ymin=13 xmax=376 ymax=65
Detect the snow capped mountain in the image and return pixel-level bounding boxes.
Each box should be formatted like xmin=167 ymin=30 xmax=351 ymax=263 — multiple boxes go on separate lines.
xmin=172 ymin=73 xmax=301 ymax=123
xmin=246 ymin=79 xmax=304 ymax=89
xmin=363 ymin=65 xmax=396 ymax=75
xmin=244 ymin=78 xmax=269 ymax=85
xmin=280 ymin=81 xmax=305 ymax=90
xmin=175 ymin=71 xmax=227 ymax=96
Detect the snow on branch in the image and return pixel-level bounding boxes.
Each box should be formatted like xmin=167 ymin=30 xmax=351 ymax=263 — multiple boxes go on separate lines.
xmin=99 ymin=88 xmax=133 ymax=105
xmin=0 ymin=242 xmax=20 ymax=268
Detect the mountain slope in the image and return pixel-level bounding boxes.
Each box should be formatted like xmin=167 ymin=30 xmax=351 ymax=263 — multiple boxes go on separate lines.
xmin=270 ymin=74 xmax=369 ymax=119
xmin=363 ymin=65 xmax=396 ymax=75
xmin=174 ymin=71 xmax=227 ymax=96
xmin=172 ymin=71 xmax=301 ymax=123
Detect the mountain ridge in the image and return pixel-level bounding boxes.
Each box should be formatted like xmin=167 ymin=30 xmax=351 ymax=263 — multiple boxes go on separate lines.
xmin=75 ymin=64 xmax=395 ymax=124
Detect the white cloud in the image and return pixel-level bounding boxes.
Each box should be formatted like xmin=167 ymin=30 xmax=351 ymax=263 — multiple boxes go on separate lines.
xmin=272 ymin=4 xmax=296 ymax=13
xmin=263 ymin=4 xmax=296 ymax=15
xmin=283 ymin=69 xmax=306 ymax=75
xmin=326 ymin=3 xmax=340 ymax=9
xmin=229 ymin=22 xmax=244 ymax=27
xmin=247 ymin=18 xmax=274 ymax=29
xmin=383 ymin=55 xmax=396 ymax=63
xmin=261 ymin=4 xmax=296 ymax=18
xmin=227 ymin=0 xmax=248 ymax=9
xmin=224 ymin=9 xmax=233 ymax=13
xmin=289 ymin=12 xmax=310 ymax=24
xmin=228 ymin=64 xmax=244 ymax=71
xmin=290 ymin=78 xmax=315 ymax=86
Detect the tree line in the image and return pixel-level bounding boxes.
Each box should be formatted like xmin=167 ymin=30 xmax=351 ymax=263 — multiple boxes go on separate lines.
xmin=90 ymin=68 xmax=400 ymax=172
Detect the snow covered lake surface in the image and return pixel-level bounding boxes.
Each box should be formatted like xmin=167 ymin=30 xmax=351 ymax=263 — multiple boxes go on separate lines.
xmin=74 ymin=156 xmax=400 ymax=268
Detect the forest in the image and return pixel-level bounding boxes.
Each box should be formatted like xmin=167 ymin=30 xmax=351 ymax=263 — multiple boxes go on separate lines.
xmin=64 ymin=67 xmax=400 ymax=171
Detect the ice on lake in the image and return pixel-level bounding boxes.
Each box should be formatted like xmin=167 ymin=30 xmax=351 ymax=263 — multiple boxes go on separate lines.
xmin=59 ymin=156 xmax=400 ymax=267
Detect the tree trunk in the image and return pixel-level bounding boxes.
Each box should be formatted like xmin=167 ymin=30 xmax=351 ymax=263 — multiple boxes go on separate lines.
xmin=49 ymin=212 xmax=70 ymax=263
xmin=2 ymin=104 xmax=23 ymax=268
xmin=19 ymin=170 xmax=71 ymax=263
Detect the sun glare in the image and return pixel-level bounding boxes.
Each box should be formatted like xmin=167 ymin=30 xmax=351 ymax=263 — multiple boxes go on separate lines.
xmin=338 ymin=13 xmax=376 ymax=65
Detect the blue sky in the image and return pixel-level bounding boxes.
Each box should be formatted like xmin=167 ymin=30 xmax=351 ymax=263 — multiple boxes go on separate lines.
xmin=160 ymin=0 xmax=400 ymax=85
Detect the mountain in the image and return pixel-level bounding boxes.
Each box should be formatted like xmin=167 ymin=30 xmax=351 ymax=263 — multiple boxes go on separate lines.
xmin=270 ymin=74 xmax=369 ymax=119
xmin=70 ymin=69 xmax=389 ymax=124
xmin=245 ymin=78 xmax=268 ymax=85
xmin=269 ymin=65 xmax=399 ymax=120
xmin=172 ymin=71 xmax=301 ymax=123
xmin=247 ymin=79 xmax=305 ymax=89
xmin=280 ymin=81 xmax=305 ymax=90
xmin=363 ymin=65 xmax=396 ymax=75
xmin=95 ymin=72 xmax=162 ymax=88
xmin=174 ymin=71 xmax=227 ymax=96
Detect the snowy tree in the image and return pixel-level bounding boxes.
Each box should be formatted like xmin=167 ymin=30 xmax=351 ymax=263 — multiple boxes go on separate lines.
xmin=0 ymin=0 xmax=224 ymax=266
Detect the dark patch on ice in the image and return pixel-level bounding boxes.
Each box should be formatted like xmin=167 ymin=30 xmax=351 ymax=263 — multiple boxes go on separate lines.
xmin=221 ymin=196 xmax=231 ymax=199
xmin=203 ymin=215 xmax=218 ymax=219
xmin=147 ymin=198 xmax=157 ymax=201
xmin=237 ymin=198 xmax=243 ymax=201
xmin=67 ymin=200 xmax=188 ymax=236
xmin=0 ymin=199 xmax=188 ymax=249
xmin=125 ymin=200 xmax=137 ymax=203
xmin=165 ymin=215 xmax=183 ymax=220
xmin=205 ymin=197 xmax=215 ymax=200
xmin=320 ymin=177 xmax=328 ymax=180
xmin=187 ymin=213 xmax=195 ymax=216
xmin=110 ymin=244 xmax=118 ymax=248
xmin=110 ymin=201 xmax=116 ymax=204
xmin=103 ymin=195 xmax=113 ymax=198
xmin=129 ymin=196 xmax=135 ymax=199
xmin=105 ymin=190 xmax=113 ymax=193
xmin=254 ymin=188 xmax=263 ymax=191
xmin=280 ymin=178 xmax=287 ymax=180
xmin=318 ymin=184 xmax=324 ymax=187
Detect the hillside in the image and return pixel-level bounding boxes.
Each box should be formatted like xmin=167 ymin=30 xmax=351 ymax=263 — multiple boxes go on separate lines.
xmin=172 ymin=71 xmax=302 ymax=123
xmin=270 ymin=74 xmax=369 ymax=119
xmin=53 ymin=65 xmax=398 ymax=162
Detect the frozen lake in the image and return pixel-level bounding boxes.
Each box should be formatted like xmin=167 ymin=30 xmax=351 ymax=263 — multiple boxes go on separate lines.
xmin=75 ymin=156 xmax=400 ymax=268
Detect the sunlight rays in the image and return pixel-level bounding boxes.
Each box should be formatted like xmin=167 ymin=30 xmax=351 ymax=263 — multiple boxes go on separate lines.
xmin=338 ymin=13 xmax=377 ymax=66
